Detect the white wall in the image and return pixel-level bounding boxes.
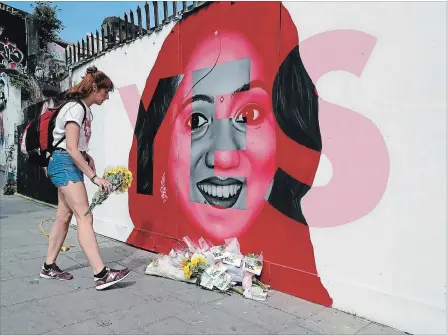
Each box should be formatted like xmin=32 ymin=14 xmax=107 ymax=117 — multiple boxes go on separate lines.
xmin=69 ymin=22 xmax=176 ymax=241
xmin=70 ymin=3 xmax=446 ymax=334
xmin=284 ymin=2 xmax=446 ymax=334
xmin=0 ymin=73 xmax=22 ymax=172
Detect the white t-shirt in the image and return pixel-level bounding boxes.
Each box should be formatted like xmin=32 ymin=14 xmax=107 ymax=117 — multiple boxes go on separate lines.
xmin=52 ymin=100 xmax=92 ymax=152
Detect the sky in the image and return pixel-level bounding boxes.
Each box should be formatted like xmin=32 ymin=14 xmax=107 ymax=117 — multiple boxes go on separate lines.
xmin=4 ymin=1 xmax=192 ymax=43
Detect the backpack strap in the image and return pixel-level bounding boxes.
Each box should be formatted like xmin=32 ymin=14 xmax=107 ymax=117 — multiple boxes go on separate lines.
xmin=52 ymin=99 xmax=88 ymax=151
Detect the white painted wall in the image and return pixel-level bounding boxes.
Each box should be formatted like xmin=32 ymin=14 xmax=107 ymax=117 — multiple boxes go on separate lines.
xmin=286 ymin=3 xmax=446 ymax=334
xmin=0 ymin=74 xmax=22 ymax=173
xmin=69 ymin=21 xmax=177 ymax=242
xmin=69 ymin=3 xmax=446 ymax=334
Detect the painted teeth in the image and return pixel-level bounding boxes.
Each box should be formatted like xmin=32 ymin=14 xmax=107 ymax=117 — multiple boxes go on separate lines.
xmin=199 ymin=184 xmax=241 ymax=198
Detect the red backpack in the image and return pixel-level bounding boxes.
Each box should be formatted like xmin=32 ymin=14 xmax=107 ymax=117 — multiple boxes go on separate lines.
xmin=20 ymin=99 xmax=87 ymax=167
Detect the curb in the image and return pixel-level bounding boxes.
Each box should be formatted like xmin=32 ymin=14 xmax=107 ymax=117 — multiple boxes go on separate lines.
xmin=13 ymin=193 xmax=58 ymax=209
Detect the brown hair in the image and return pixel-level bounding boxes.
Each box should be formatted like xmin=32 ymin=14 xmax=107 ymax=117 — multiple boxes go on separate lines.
xmin=65 ymin=66 xmax=114 ymax=99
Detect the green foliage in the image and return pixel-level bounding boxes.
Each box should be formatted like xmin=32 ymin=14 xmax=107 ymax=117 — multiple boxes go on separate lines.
xmin=9 ymin=73 xmax=43 ymax=103
xmin=6 ymin=2 xmax=65 ymax=103
xmin=9 ymin=74 xmax=28 ymax=91
xmin=30 ymin=1 xmax=64 ymax=49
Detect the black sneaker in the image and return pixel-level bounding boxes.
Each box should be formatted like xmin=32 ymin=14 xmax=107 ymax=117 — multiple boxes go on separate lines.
xmin=40 ymin=264 xmax=74 ymax=280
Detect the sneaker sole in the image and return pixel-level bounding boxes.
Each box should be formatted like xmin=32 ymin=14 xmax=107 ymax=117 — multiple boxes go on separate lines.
xmin=95 ymin=271 xmax=131 ymax=291
xmin=39 ymin=273 xmax=73 ymax=281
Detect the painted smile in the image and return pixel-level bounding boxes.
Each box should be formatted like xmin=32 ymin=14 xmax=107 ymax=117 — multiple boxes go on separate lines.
xmin=197 ymin=177 xmax=243 ymax=209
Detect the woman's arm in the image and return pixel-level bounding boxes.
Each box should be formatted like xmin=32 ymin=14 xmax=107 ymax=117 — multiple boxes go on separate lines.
xmin=65 ymin=121 xmax=112 ymax=193
xmin=65 ymin=121 xmax=95 ymax=179
xmin=85 ymin=152 xmax=96 ymax=173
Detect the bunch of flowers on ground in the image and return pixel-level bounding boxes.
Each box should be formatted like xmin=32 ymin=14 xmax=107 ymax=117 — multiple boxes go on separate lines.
xmin=85 ymin=165 xmax=133 ymax=216
xmin=145 ymin=236 xmax=270 ymax=301
xmin=183 ymin=254 xmax=208 ymax=280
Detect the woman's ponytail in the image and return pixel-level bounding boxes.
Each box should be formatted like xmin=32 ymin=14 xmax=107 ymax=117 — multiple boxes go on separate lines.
xmin=65 ymin=66 xmax=114 ymax=100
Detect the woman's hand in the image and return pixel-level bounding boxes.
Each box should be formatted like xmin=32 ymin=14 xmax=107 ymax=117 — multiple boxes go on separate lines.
xmin=92 ymin=176 xmax=113 ymax=193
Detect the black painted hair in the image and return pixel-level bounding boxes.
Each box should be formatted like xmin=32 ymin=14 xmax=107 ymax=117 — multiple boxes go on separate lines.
xmin=267 ymin=45 xmax=321 ymax=225
xmin=272 ymin=46 xmax=321 ymax=152
xmin=134 ymin=45 xmax=321 ymax=226
xmin=134 ymin=75 xmax=183 ymax=194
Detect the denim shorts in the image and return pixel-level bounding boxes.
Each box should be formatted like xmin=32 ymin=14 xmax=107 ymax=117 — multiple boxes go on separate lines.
xmin=48 ymin=150 xmax=85 ymax=187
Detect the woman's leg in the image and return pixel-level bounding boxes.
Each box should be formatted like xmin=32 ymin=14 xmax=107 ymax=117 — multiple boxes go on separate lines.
xmin=45 ymin=189 xmax=73 ymax=265
xmin=59 ymin=180 xmax=131 ymax=290
xmin=59 ymin=181 xmax=105 ymax=274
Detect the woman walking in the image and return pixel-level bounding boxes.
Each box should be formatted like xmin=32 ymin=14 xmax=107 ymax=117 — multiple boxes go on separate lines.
xmin=40 ymin=66 xmax=130 ymax=290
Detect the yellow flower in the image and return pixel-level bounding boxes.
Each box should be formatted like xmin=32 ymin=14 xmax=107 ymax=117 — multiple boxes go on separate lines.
xmin=183 ymin=264 xmax=191 ymax=279
xmin=103 ymin=166 xmax=133 ymax=193
xmin=188 ymin=256 xmax=206 ymax=272
xmin=194 ymin=256 xmax=205 ymax=264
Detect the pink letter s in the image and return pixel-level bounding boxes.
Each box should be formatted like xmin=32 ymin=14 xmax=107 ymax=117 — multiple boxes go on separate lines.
xmin=300 ymin=30 xmax=390 ymax=228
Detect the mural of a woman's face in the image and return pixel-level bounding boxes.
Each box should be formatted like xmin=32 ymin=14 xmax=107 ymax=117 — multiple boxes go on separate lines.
xmin=167 ymin=32 xmax=277 ymax=240
xmin=129 ymin=2 xmax=331 ymax=307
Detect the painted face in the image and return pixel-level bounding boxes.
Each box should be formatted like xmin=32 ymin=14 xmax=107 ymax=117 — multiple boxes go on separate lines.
xmin=167 ymin=32 xmax=276 ymax=240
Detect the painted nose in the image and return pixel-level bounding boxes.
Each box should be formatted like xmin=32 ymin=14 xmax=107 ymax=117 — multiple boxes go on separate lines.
xmin=205 ymin=150 xmax=241 ymax=169
xmin=215 ymin=150 xmax=240 ymax=169
xmin=205 ymin=119 xmax=242 ymax=169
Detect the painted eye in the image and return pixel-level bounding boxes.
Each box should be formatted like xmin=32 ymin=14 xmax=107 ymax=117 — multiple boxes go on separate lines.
xmin=186 ymin=113 xmax=209 ymax=131
xmin=234 ymin=104 xmax=264 ymax=126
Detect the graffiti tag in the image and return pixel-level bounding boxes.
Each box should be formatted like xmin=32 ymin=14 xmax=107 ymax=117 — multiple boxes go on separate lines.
xmin=0 ymin=3 xmax=20 ymax=16
xmin=1 ymin=59 xmax=25 ymax=74
xmin=0 ymin=41 xmax=24 ymax=67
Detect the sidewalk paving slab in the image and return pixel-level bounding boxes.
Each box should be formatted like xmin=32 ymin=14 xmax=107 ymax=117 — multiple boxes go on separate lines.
xmin=175 ymin=304 xmax=271 ymax=334
xmin=357 ymin=322 xmax=408 ymax=335
xmin=1 ymin=300 xmax=61 ymax=335
xmin=43 ymin=318 xmax=114 ymax=335
xmin=138 ymin=316 xmax=209 ymax=334
xmin=299 ymin=308 xmax=370 ymax=334
xmin=208 ymin=294 xmax=300 ymax=333
xmin=260 ymin=290 xmax=325 ymax=319
xmin=0 ymin=195 xmax=408 ymax=335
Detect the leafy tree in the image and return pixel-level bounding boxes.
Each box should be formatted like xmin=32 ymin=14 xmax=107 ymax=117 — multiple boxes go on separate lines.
xmin=29 ymin=1 xmax=64 ymax=50
xmin=10 ymin=2 xmax=65 ymax=101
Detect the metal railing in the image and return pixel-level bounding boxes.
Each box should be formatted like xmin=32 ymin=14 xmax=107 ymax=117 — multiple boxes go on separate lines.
xmin=65 ymin=1 xmax=207 ymax=68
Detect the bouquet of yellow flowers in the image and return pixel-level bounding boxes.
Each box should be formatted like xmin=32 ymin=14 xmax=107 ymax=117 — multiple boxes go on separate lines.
xmin=84 ymin=165 xmax=133 ymax=216
xmin=182 ymin=255 xmax=209 ymax=280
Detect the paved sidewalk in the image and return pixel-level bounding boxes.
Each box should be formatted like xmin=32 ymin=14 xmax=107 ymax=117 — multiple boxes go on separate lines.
xmin=0 ymin=195 xmax=406 ymax=335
